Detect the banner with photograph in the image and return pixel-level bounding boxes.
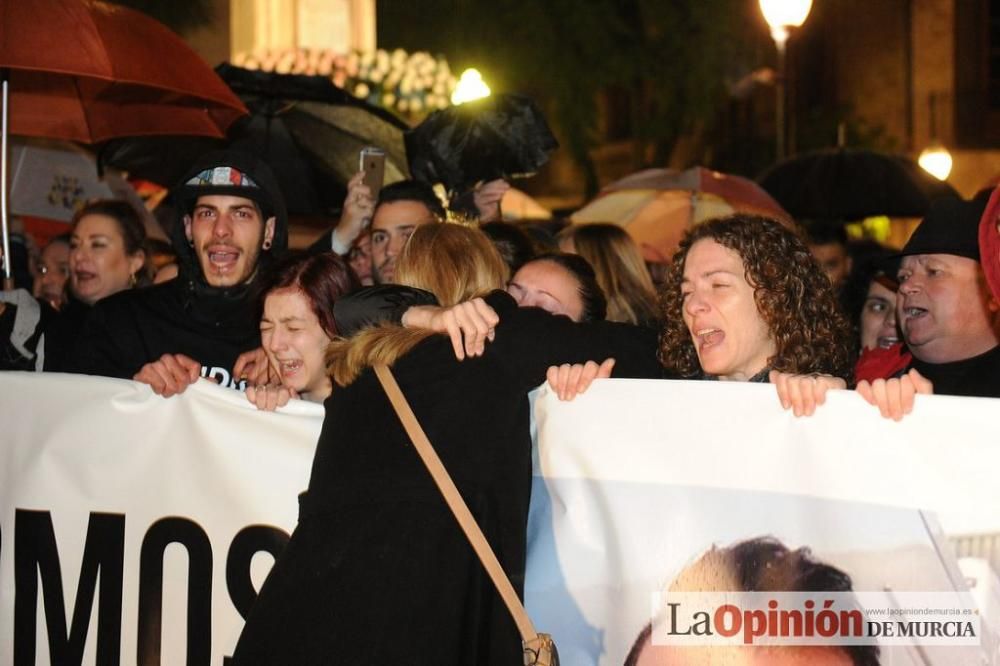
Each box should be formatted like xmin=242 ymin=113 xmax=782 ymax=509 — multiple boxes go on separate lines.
xmin=525 ymin=378 xmax=1000 ymax=665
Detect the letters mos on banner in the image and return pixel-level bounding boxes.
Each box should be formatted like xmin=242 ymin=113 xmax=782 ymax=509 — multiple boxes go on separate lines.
xmin=0 ymin=373 xmax=322 ymax=664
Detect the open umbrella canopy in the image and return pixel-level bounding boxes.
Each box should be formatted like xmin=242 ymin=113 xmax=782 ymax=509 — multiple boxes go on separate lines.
xmin=9 ymin=138 xmax=165 ymax=240
xmin=406 ymin=93 xmax=558 ymax=194
xmin=571 ymin=167 xmax=789 ymax=262
xmin=0 ymin=0 xmax=247 ymax=142
xmin=100 ymin=64 xmax=410 ymax=216
xmin=10 ymin=139 xmax=116 ymax=221
xmin=758 ymin=148 xmax=960 ymax=221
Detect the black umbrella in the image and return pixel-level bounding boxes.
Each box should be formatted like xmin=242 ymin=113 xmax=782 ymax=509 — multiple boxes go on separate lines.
xmin=758 ymin=148 xmax=960 ymax=221
xmin=99 ymin=64 xmax=410 ymax=216
xmin=405 ymin=93 xmax=558 ymax=194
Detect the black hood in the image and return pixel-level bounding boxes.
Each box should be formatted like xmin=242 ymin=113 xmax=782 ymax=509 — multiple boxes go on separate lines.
xmin=169 ymin=149 xmax=289 ymax=291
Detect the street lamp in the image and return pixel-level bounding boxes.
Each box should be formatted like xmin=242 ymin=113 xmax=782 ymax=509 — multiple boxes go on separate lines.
xmin=451 ymin=69 xmax=490 ymax=106
xmin=760 ymin=0 xmax=813 ymax=161
xmin=918 ymin=143 xmax=953 ymax=181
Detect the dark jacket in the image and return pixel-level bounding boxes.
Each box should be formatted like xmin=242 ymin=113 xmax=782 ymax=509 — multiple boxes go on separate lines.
xmin=69 ymin=150 xmax=289 ymax=383
xmin=42 ymin=296 xmax=92 ymax=373
xmin=232 ymin=290 xmax=660 ymax=665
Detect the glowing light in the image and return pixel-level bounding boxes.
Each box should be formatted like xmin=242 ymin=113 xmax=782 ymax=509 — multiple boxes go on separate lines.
xmin=451 ymin=69 xmax=490 ymax=105
xmin=759 ymin=0 xmax=813 ymax=42
xmin=918 ymin=143 xmax=953 ymax=181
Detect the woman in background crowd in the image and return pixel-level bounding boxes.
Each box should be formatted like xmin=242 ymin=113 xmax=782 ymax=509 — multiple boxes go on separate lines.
xmin=507 ymin=253 xmax=607 ymax=323
xmin=558 ymin=223 xmax=661 ymax=327
xmin=851 ymin=269 xmax=912 ymax=385
xmin=245 ymin=251 xmax=359 ymax=410
xmin=1 ymin=200 xmax=150 ymax=372
xmin=44 ymin=200 xmax=150 ymax=371
xmin=858 ymin=273 xmax=902 ymax=352
xmin=68 ymin=200 xmax=149 ymax=306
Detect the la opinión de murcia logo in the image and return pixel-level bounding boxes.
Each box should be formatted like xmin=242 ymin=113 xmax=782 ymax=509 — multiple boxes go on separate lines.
xmin=652 ymin=592 xmax=981 ymax=647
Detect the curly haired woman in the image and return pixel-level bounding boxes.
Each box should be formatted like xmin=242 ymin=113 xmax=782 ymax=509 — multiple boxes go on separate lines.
xmin=651 ymin=214 xmax=853 ymax=415
xmin=660 ymin=215 xmax=853 ymax=379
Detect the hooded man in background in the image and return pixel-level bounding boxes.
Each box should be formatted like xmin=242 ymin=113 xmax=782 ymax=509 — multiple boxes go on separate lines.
xmin=72 ymin=150 xmax=287 ymax=395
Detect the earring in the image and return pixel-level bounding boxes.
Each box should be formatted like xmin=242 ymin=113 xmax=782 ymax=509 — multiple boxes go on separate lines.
xmin=129 ymin=272 xmax=137 ymax=288
xmin=262 ymin=239 xmax=272 ymax=250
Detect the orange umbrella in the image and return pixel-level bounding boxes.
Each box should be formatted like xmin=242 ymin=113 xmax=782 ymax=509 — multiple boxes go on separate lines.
xmin=0 ymin=0 xmax=248 ymax=285
xmin=571 ymin=167 xmax=789 ymax=262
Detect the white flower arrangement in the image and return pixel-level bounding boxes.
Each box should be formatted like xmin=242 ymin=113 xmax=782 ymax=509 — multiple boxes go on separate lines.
xmin=232 ymin=47 xmax=456 ymax=118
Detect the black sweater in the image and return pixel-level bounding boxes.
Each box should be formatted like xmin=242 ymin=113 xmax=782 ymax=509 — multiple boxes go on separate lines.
xmin=909 ymin=344 xmax=1000 ymax=398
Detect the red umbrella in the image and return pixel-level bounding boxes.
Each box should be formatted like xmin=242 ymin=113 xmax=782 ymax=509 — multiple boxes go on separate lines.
xmin=1 ymin=0 xmax=246 ymax=142
xmin=0 ymin=0 xmax=248 ymax=286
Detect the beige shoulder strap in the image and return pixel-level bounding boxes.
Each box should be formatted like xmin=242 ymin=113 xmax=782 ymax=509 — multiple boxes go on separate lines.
xmin=373 ymin=363 xmax=539 ymax=643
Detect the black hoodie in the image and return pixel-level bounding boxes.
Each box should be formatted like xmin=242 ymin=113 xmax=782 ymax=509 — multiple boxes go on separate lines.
xmin=69 ymin=151 xmax=288 ymax=385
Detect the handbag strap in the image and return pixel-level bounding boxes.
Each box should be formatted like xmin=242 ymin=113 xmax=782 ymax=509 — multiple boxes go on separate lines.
xmin=373 ymin=364 xmax=540 ymax=644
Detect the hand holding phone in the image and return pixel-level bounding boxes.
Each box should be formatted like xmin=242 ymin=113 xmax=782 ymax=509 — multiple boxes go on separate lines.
xmin=360 ymin=147 xmax=386 ymax=196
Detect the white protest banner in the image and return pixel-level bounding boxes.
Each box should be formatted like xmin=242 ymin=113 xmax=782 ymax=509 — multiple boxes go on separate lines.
xmin=0 ymin=372 xmax=322 ymax=664
xmin=2 ymin=373 xmax=999 ymax=664
xmin=524 ymin=379 xmax=1000 ymax=666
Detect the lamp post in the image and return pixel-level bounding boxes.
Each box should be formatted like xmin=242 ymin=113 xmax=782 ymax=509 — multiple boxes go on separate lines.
xmin=760 ymin=0 xmax=813 ymax=161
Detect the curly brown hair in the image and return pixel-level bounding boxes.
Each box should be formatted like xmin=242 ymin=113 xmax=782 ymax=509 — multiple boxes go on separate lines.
xmin=658 ymin=215 xmax=853 ymax=380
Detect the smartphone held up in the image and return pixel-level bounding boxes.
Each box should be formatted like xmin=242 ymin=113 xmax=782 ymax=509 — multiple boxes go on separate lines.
xmin=360 ymin=147 xmax=385 ymax=197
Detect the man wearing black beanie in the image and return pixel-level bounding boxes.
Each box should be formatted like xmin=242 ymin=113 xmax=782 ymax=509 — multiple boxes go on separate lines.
xmin=71 ymin=150 xmax=287 ymax=395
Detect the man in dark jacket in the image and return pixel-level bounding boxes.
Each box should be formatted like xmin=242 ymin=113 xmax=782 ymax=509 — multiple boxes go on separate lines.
xmin=896 ymin=193 xmax=1000 ymax=397
xmin=73 ymin=150 xmax=288 ymax=396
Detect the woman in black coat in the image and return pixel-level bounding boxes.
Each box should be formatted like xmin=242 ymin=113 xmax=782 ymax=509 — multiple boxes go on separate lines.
xmin=232 ymin=224 xmax=660 ymax=665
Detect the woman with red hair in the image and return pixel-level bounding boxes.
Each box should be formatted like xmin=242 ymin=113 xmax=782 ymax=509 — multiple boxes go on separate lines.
xmin=245 ymin=251 xmax=360 ymax=409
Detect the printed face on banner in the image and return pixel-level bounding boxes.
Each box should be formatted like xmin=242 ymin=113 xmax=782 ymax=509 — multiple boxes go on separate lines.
xmin=260 ymin=287 xmax=333 ymax=397
xmin=680 ymin=240 xmax=775 ymax=380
